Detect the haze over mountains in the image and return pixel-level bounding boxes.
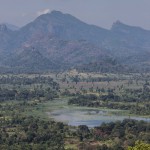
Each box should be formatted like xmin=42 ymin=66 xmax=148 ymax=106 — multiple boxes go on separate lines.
xmin=0 ymin=10 xmax=150 ymax=73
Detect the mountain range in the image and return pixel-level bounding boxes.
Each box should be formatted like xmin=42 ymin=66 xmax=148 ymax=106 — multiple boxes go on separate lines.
xmin=0 ymin=10 xmax=150 ymax=73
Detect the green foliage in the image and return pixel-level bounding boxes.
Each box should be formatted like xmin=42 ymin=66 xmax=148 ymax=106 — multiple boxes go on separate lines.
xmin=68 ymin=85 xmax=150 ymax=115
xmin=128 ymin=141 xmax=150 ymax=150
xmin=0 ymin=73 xmax=150 ymax=150
xmin=0 ymin=115 xmax=65 ymax=149
xmin=0 ymin=75 xmax=59 ymax=102
xmin=93 ymin=119 xmax=150 ymax=148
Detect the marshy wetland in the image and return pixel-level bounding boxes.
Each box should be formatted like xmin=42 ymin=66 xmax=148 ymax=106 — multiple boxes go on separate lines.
xmin=43 ymin=99 xmax=150 ymax=127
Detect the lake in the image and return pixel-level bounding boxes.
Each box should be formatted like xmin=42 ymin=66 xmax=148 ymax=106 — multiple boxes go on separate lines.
xmin=47 ymin=99 xmax=150 ymax=127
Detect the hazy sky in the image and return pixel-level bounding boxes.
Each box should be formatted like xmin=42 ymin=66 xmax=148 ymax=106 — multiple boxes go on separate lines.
xmin=0 ymin=0 xmax=150 ymax=29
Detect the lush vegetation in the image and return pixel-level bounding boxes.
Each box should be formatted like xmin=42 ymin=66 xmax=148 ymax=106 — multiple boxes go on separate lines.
xmin=68 ymin=90 xmax=150 ymax=115
xmin=128 ymin=141 xmax=150 ymax=150
xmin=66 ymin=72 xmax=150 ymax=116
xmin=0 ymin=115 xmax=65 ymax=150
xmin=0 ymin=72 xmax=149 ymax=149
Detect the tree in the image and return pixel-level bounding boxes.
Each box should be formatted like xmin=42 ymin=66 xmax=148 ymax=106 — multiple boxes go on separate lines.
xmin=128 ymin=141 xmax=150 ymax=150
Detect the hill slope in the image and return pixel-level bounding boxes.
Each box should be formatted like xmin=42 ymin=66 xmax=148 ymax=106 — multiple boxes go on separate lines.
xmin=0 ymin=11 xmax=150 ymax=72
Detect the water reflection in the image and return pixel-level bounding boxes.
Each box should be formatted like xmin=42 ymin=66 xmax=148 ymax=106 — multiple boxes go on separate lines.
xmin=48 ymin=108 xmax=150 ymax=127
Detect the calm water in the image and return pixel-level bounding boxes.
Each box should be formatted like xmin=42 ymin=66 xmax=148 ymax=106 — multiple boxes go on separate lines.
xmin=48 ymin=107 xmax=150 ymax=127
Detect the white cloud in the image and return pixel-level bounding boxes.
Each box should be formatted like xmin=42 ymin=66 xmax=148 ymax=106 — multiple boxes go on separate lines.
xmin=37 ymin=9 xmax=50 ymax=16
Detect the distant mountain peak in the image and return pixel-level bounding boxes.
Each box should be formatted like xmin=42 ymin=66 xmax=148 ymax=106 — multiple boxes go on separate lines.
xmin=111 ymin=20 xmax=128 ymax=30
xmin=48 ymin=10 xmax=79 ymax=22
xmin=111 ymin=20 xmax=147 ymax=32
xmin=50 ymin=10 xmax=64 ymax=15
xmin=1 ymin=12 xmax=150 ymax=73
xmin=37 ymin=10 xmax=66 ymax=19
xmin=113 ymin=20 xmax=123 ymax=25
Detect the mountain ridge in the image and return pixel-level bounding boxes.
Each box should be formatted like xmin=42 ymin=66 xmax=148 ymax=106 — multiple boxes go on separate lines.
xmin=0 ymin=10 xmax=150 ymax=73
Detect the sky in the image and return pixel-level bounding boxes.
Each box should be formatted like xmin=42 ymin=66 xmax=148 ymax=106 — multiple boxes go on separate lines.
xmin=0 ymin=0 xmax=150 ymax=29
